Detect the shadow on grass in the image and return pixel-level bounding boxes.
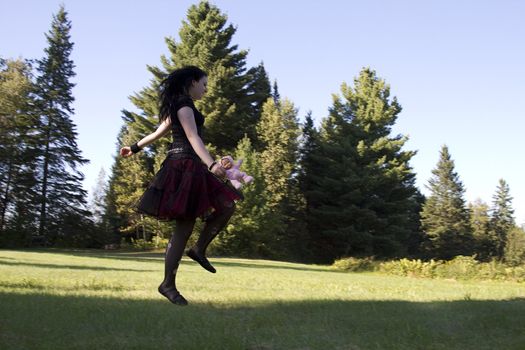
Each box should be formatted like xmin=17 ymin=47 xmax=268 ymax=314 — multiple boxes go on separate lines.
xmin=7 ymin=248 xmax=330 ymax=273
xmin=210 ymin=260 xmax=331 ymax=273
xmin=0 ymin=290 xmax=524 ymax=350
xmin=0 ymin=259 xmax=157 ymax=272
xmin=6 ymin=248 xmax=166 ymax=263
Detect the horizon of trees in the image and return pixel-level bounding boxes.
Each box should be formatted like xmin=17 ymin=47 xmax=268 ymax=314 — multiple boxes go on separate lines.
xmin=1 ymin=1 xmax=524 ymax=265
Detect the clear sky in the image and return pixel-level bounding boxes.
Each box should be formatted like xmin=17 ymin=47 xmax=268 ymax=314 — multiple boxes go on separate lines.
xmin=1 ymin=0 xmax=524 ymax=224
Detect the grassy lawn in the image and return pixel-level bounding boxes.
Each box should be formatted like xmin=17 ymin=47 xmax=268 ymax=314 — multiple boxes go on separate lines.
xmin=1 ymin=249 xmax=524 ymax=350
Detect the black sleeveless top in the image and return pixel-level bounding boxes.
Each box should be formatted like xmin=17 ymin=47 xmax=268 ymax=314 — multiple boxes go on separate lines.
xmin=167 ymin=96 xmax=204 ymax=160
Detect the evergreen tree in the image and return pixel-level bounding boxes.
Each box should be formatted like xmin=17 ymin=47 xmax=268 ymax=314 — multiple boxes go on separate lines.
xmin=214 ymin=136 xmax=272 ymax=256
xmin=110 ymin=126 xmax=155 ymax=240
xmin=272 ymin=80 xmax=280 ymax=105
xmin=103 ymin=145 xmax=129 ymax=246
xmin=490 ymin=179 xmax=515 ymax=259
xmin=108 ymin=1 xmax=270 ymax=244
xmin=420 ymin=145 xmax=473 ymax=259
xmin=503 ymin=226 xmax=525 ymax=266
xmin=245 ymin=62 xmax=271 ymax=150
xmin=0 ymin=59 xmax=39 ymax=245
xmin=34 ymin=6 xmax=90 ymax=242
xmin=163 ymin=0 xmax=267 ymax=153
xmin=307 ymin=68 xmax=419 ymax=261
xmin=89 ymin=168 xmax=107 ymax=224
xmin=297 ymin=111 xmax=319 ymax=198
xmin=306 ymin=99 xmax=356 ymax=261
xmin=256 ymin=98 xmax=302 ymax=257
xmin=405 ymin=190 xmax=426 ymax=257
xmin=297 ymin=111 xmax=320 ymax=259
xmin=468 ymin=198 xmax=493 ymax=261
xmin=257 ymin=98 xmax=300 ymax=210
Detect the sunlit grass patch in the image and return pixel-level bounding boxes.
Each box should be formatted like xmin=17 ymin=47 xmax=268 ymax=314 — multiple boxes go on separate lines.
xmin=1 ymin=249 xmax=524 ymax=350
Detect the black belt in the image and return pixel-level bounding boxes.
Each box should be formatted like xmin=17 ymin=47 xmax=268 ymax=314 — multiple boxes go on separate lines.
xmin=166 ymin=147 xmax=199 ymax=160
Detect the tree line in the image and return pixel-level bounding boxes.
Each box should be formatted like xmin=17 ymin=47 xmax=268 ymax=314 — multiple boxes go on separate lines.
xmin=1 ymin=6 xmax=93 ymax=247
xmin=1 ymin=2 xmax=524 ymax=265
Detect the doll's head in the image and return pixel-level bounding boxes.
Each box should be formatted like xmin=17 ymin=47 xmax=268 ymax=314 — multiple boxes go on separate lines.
xmin=220 ymin=156 xmax=234 ymax=170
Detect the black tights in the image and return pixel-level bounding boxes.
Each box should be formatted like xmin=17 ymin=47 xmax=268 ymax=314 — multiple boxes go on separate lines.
xmin=160 ymin=202 xmax=235 ymax=290
xmin=194 ymin=201 xmax=235 ymax=255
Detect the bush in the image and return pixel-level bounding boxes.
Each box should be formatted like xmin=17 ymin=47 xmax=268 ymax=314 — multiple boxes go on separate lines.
xmin=504 ymin=227 xmax=525 ymax=266
xmin=332 ymin=255 xmax=525 ymax=282
xmin=332 ymin=257 xmax=377 ymax=272
xmin=120 ymin=237 xmax=169 ymax=250
xmin=379 ymin=258 xmax=442 ymax=278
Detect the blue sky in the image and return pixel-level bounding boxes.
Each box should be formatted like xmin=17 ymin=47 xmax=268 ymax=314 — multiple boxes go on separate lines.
xmin=1 ymin=0 xmax=524 ymax=224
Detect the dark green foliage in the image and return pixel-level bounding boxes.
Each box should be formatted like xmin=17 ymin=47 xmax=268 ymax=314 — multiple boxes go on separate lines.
xmin=0 ymin=8 xmax=97 ymax=247
xmin=297 ymin=112 xmax=319 ymax=202
xmin=272 ymin=80 xmax=280 ymax=105
xmin=87 ymin=168 xmax=120 ymax=248
xmin=107 ymin=1 xmax=270 ymax=245
xmin=503 ymin=226 xmax=525 ymax=266
xmin=165 ymin=0 xmax=270 ymax=154
xmin=468 ymin=199 xmax=494 ymax=261
xmin=214 ymin=136 xmax=273 ymax=256
xmin=245 ymin=63 xmax=272 ymax=150
xmin=296 ymin=111 xmax=321 ymax=261
xmin=490 ymin=179 xmax=515 ymax=259
xmin=0 ymin=59 xmax=39 ymax=246
xmin=405 ymin=190 xmax=426 ymax=257
xmin=257 ymin=98 xmax=303 ymax=259
xmin=34 ymin=6 xmax=91 ymax=242
xmin=307 ymin=68 xmax=419 ymax=262
xmin=420 ymin=145 xmax=474 ymax=259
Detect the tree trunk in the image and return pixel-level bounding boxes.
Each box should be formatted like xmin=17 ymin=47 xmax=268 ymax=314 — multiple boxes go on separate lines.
xmin=0 ymin=159 xmax=14 ymax=232
xmin=38 ymin=124 xmax=51 ymax=237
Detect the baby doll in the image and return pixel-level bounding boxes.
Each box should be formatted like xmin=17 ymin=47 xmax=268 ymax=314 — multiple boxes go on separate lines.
xmin=220 ymin=156 xmax=254 ymax=190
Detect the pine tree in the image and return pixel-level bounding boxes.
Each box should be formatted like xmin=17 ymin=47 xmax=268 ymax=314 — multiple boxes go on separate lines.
xmin=256 ymin=98 xmax=302 ymax=257
xmin=107 ymin=1 xmax=270 ymax=246
xmin=490 ymin=179 xmax=515 ymax=259
xmin=0 ymin=59 xmax=39 ymax=245
xmin=34 ymin=6 xmax=90 ymax=242
xmin=107 ymin=1 xmax=270 ymax=244
xmin=164 ymin=0 xmax=268 ymax=153
xmin=297 ymin=112 xmax=319 ymax=198
xmin=258 ymin=98 xmax=300 ymax=210
xmin=245 ymin=62 xmax=271 ymax=150
xmin=103 ymin=149 xmax=128 ymax=246
xmin=307 ymin=68 xmax=419 ymax=261
xmin=306 ymin=98 xmax=357 ymax=261
xmin=89 ymin=168 xmax=107 ymax=224
xmin=214 ymin=136 xmax=272 ymax=256
xmin=272 ymin=80 xmax=280 ymax=106
xmin=468 ymin=198 xmax=493 ymax=261
xmin=420 ymin=145 xmax=473 ymax=259
xmin=503 ymin=226 xmax=525 ymax=266
xmin=297 ymin=111 xmax=320 ymax=259
xmin=110 ymin=126 xmax=155 ymax=240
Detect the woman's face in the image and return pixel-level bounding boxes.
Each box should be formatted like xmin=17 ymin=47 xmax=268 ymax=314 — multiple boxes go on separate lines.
xmin=189 ymin=76 xmax=208 ymax=100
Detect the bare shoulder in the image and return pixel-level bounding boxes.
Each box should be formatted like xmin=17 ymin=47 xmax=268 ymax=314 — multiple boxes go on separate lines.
xmin=177 ymin=106 xmax=195 ymax=120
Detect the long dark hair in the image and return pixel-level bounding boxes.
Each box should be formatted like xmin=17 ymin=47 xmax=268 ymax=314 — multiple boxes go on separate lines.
xmin=158 ymin=66 xmax=207 ymax=122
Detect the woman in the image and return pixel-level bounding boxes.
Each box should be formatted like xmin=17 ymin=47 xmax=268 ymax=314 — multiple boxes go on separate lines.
xmin=120 ymin=66 xmax=241 ymax=306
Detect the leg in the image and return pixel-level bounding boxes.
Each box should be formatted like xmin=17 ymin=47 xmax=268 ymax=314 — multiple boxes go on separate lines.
xmin=159 ymin=218 xmax=195 ymax=305
xmin=187 ymin=200 xmax=235 ymax=273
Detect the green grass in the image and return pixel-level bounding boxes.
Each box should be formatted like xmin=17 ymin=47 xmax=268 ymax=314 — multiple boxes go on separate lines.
xmin=1 ymin=249 xmax=524 ymax=350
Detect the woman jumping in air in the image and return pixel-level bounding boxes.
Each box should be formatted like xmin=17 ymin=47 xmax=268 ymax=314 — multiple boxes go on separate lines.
xmin=120 ymin=66 xmax=241 ymax=306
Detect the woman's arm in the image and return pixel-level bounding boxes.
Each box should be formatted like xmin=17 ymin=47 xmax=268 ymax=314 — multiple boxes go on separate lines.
xmin=120 ymin=118 xmax=171 ymax=157
xmin=177 ymin=106 xmax=226 ymax=177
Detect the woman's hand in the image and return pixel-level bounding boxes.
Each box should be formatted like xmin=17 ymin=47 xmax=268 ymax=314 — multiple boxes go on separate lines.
xmin=120 ymin=146 xmax=133 ymax=158
xmin=211 ymin=162 xmax=226 ymax=178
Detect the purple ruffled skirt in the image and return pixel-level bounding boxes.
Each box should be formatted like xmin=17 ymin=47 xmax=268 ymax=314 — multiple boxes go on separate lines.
xmin=136 ymin=156 xmax=242 ymax=221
